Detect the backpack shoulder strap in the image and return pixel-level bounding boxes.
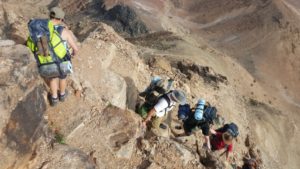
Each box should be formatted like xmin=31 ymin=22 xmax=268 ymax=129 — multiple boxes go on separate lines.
xmin=47 ymin=20 xmax=55 ymax=40
xmin=54 ymin=25 xmax=64 ymax=35
xmin=161 ymin=90 xmax=173 ymax=107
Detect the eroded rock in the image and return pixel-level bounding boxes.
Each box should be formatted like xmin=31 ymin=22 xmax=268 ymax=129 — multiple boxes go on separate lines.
xmin=175 ymin=60 xmax=228 ymax=88
xmin=66 ymin=106 xmax=141 ymax=166
xmin=0 ymin=45 xmax=47 ymax=168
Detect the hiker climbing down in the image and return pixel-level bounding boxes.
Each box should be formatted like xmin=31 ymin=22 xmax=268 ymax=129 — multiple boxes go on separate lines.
xmin=210 ymin=123 xmax=239 ymax=161
xmin=138 ymin=76 xmax=174 ymax=118
xmin=176 ymin=99 xmax=218 ymax=150
xmin=139 ymin=76 xmax=174 ymax=97
xmin=142 ymin=90 xmax=186 ymax=134
xmin=27 ymin=7 xmax=78 ymax=106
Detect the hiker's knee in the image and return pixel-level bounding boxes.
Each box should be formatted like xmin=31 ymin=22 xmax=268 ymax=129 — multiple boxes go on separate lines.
xmin=151 ymin=116 xmax=162 ymax=129
xmin=49 ymin=77 xmax=59 ymax=84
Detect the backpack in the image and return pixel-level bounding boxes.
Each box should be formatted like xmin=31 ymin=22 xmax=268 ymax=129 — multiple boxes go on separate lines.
xmin=143 ymin=78 xmax=173 ymax=107
xmin=27 ymin=19 xmax=71 ymax=78
xmin=202 ymin=106 xmax=217 ymax=124
xmin=216 ymin=123 xmax=239 ymax=137
xmin=138 ymin=91 xmax=172 ymax=118
xmin=178 ymin=104 xmax=191 ymax=120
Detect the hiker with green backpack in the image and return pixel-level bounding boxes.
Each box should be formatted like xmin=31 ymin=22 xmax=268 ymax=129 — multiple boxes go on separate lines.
xmin=27 ymin=7 xmax=78 ymax=106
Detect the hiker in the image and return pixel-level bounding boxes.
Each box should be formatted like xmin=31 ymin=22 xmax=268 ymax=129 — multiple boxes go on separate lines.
xmin=137 ymin=76 xmax=174 ymax=118
xmin=27 ymin=7 xmax=78 ymax=106
xmin=176 ymin=99 xmax=218 ymax=150
xmin=142 ymin=90 xmax=186 ymax=133
xmin=210 ymin=123 xmax=239 ymax=161
xmin=47 ymin=7 xmax=78 ymax=105
xmin=139 ymin=76 xmax=174 ymax=97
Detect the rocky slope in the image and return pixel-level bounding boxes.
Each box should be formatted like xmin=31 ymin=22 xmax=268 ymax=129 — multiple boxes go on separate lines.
xmin=0 ymin=0 xmax=299 ymax=169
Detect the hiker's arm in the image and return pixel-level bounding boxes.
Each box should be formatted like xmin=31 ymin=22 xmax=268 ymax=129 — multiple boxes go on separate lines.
xmin=226 ymin=144 xmax=233 ymax=161
xmin=204 ymin=135 xmax=211 ymax=150
xmin=142 ymin=108 xmax=156 ymax=126
xmin=65 ymin=30 xmax=79 ymax=56
xmin=226 ymin=151 xmax=230 ymax=161
xmin=210 ymin=128 xmax=217 ymax=135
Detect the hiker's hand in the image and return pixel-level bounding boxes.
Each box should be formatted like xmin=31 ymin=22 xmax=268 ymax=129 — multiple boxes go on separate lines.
xmin=142 ymin=120 xmax=147 ymax=128
xmin=207 ymin=144 xmax=211 ymax=150
xmin=203 ymin=143 xmax=211 ymax=151
xmin=71 ymin=50 xmax=78 ymax=57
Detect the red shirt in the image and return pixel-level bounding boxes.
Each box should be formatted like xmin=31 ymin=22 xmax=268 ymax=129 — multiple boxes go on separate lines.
xmin=211 ymin=132 xmax=233 ymax=152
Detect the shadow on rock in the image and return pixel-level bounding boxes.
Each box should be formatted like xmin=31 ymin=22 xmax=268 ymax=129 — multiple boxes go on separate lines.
xmin=3 ymin=85 xmax=46 ymax=154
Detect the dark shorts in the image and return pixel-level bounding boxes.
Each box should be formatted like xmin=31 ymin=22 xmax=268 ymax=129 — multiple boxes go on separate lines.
xmin=58 ymin=74 xmax=67 ymax=79
xmin=43 ymin=73 xmax=67 ymax=80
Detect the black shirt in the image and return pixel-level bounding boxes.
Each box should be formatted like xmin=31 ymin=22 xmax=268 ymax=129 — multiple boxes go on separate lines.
xmin=183 ymin=116 xmax=210 ymax=136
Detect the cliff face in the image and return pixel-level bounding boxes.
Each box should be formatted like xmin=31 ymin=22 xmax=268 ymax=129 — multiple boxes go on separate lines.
xmin=104 ymin=0 xmax=300 ymax=105
xmin=0 ymin=0 xmax=299 ymax=169
xmin=103 ymin=1 xmax=300 ymax=168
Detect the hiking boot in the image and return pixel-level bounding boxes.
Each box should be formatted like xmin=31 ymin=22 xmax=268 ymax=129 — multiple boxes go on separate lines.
xmin=48 ymin=94 xmax=58 ymax=107
xmin=59 ymin=90 xmax=68 ymax=102
xmin=139 ymin=91 xmax=148 ymax=97
xmin=159 ymin=123 xmax=168 ymax=130
xmin=175 ymin=125 xmax=182 ymax=130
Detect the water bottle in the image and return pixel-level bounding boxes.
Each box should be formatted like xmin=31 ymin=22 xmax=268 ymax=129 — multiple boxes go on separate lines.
xmin=151 ymin=76 xmax=162 ymax=86
xmin=67 ymin=61 xmax=73 ymax=73
xmin=167 ymin=78 xmax=174 ymax=91
xmin=194 ymin=99 xmax=205 ymax=120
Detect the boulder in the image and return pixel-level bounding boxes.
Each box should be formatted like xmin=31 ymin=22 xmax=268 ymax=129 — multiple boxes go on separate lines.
xmin=0 ymin=39 xmax=15 ymax=46
xmin=66 ymin=106 xmax=141 ymax=167
xmin=98 ymin=70 xmax=127 ymax=109
xmin=0 ymin=45 xmax=47 ymax=168
xmin=31 ymin=144 xmax=96 ymax=169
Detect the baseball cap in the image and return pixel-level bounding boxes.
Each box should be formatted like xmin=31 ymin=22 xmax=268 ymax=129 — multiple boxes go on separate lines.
xmin=50 ymin=7 xmax=65 ymax=20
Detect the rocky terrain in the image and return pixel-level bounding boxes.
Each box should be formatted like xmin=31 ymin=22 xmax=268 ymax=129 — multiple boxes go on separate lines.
xmin=0 ymin=0 xmax=299 ymax=169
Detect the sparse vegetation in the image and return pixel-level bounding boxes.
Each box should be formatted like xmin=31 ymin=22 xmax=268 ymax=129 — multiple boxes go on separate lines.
xmin=54 ymin=130 xmax=66 ymax=145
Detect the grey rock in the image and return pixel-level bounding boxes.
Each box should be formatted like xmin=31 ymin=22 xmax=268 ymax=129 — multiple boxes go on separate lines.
xmin=0 ymin=40 xmax=15 ymax=46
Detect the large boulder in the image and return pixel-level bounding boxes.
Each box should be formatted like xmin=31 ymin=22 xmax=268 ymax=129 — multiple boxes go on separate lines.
xmin=66 ymin=106 xmax=142 ymax=167
xmin=0 ymin=44 xmax=47 ymax=168
xmin=30 ymin=144 xmax=96 ymax=169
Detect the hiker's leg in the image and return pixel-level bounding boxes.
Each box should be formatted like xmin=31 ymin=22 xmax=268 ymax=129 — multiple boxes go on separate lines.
xmin=59 ymin=75 xmax=67 ymax=95
xmin=59 ymin=79 xmax=67 ymax=94
xmin=49 ymin=78 xmax=59 ymax=98
xmin=151 ymin=116 xmax=163 ymax=130
xmin=183 ymin=122 xmax=193 ymax=136
xmin=161 ymin=114 xmax=168 ymax=123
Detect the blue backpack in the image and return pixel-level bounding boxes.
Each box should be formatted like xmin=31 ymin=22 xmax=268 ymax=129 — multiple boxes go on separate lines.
xmin=216 ymin=123 xmax=239 ymax=137
xmin=202 ymin=106 xmax=217 ymax=124
xmin=178 ymin=104 xmax=191 ymax=120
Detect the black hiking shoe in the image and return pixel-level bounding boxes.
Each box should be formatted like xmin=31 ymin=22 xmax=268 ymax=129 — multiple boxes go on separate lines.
xmin=175 ymin=125 xmax=182 ymax=130
xmin=159 ymin=123 xmax=168 ymax=130
xmin=59 ymin=90 xmax=68 ymax=102
xmin=48 ymin=94 xmax=58 ymax=107
xmin=139 ymin=91 xmax=148 ymax=97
